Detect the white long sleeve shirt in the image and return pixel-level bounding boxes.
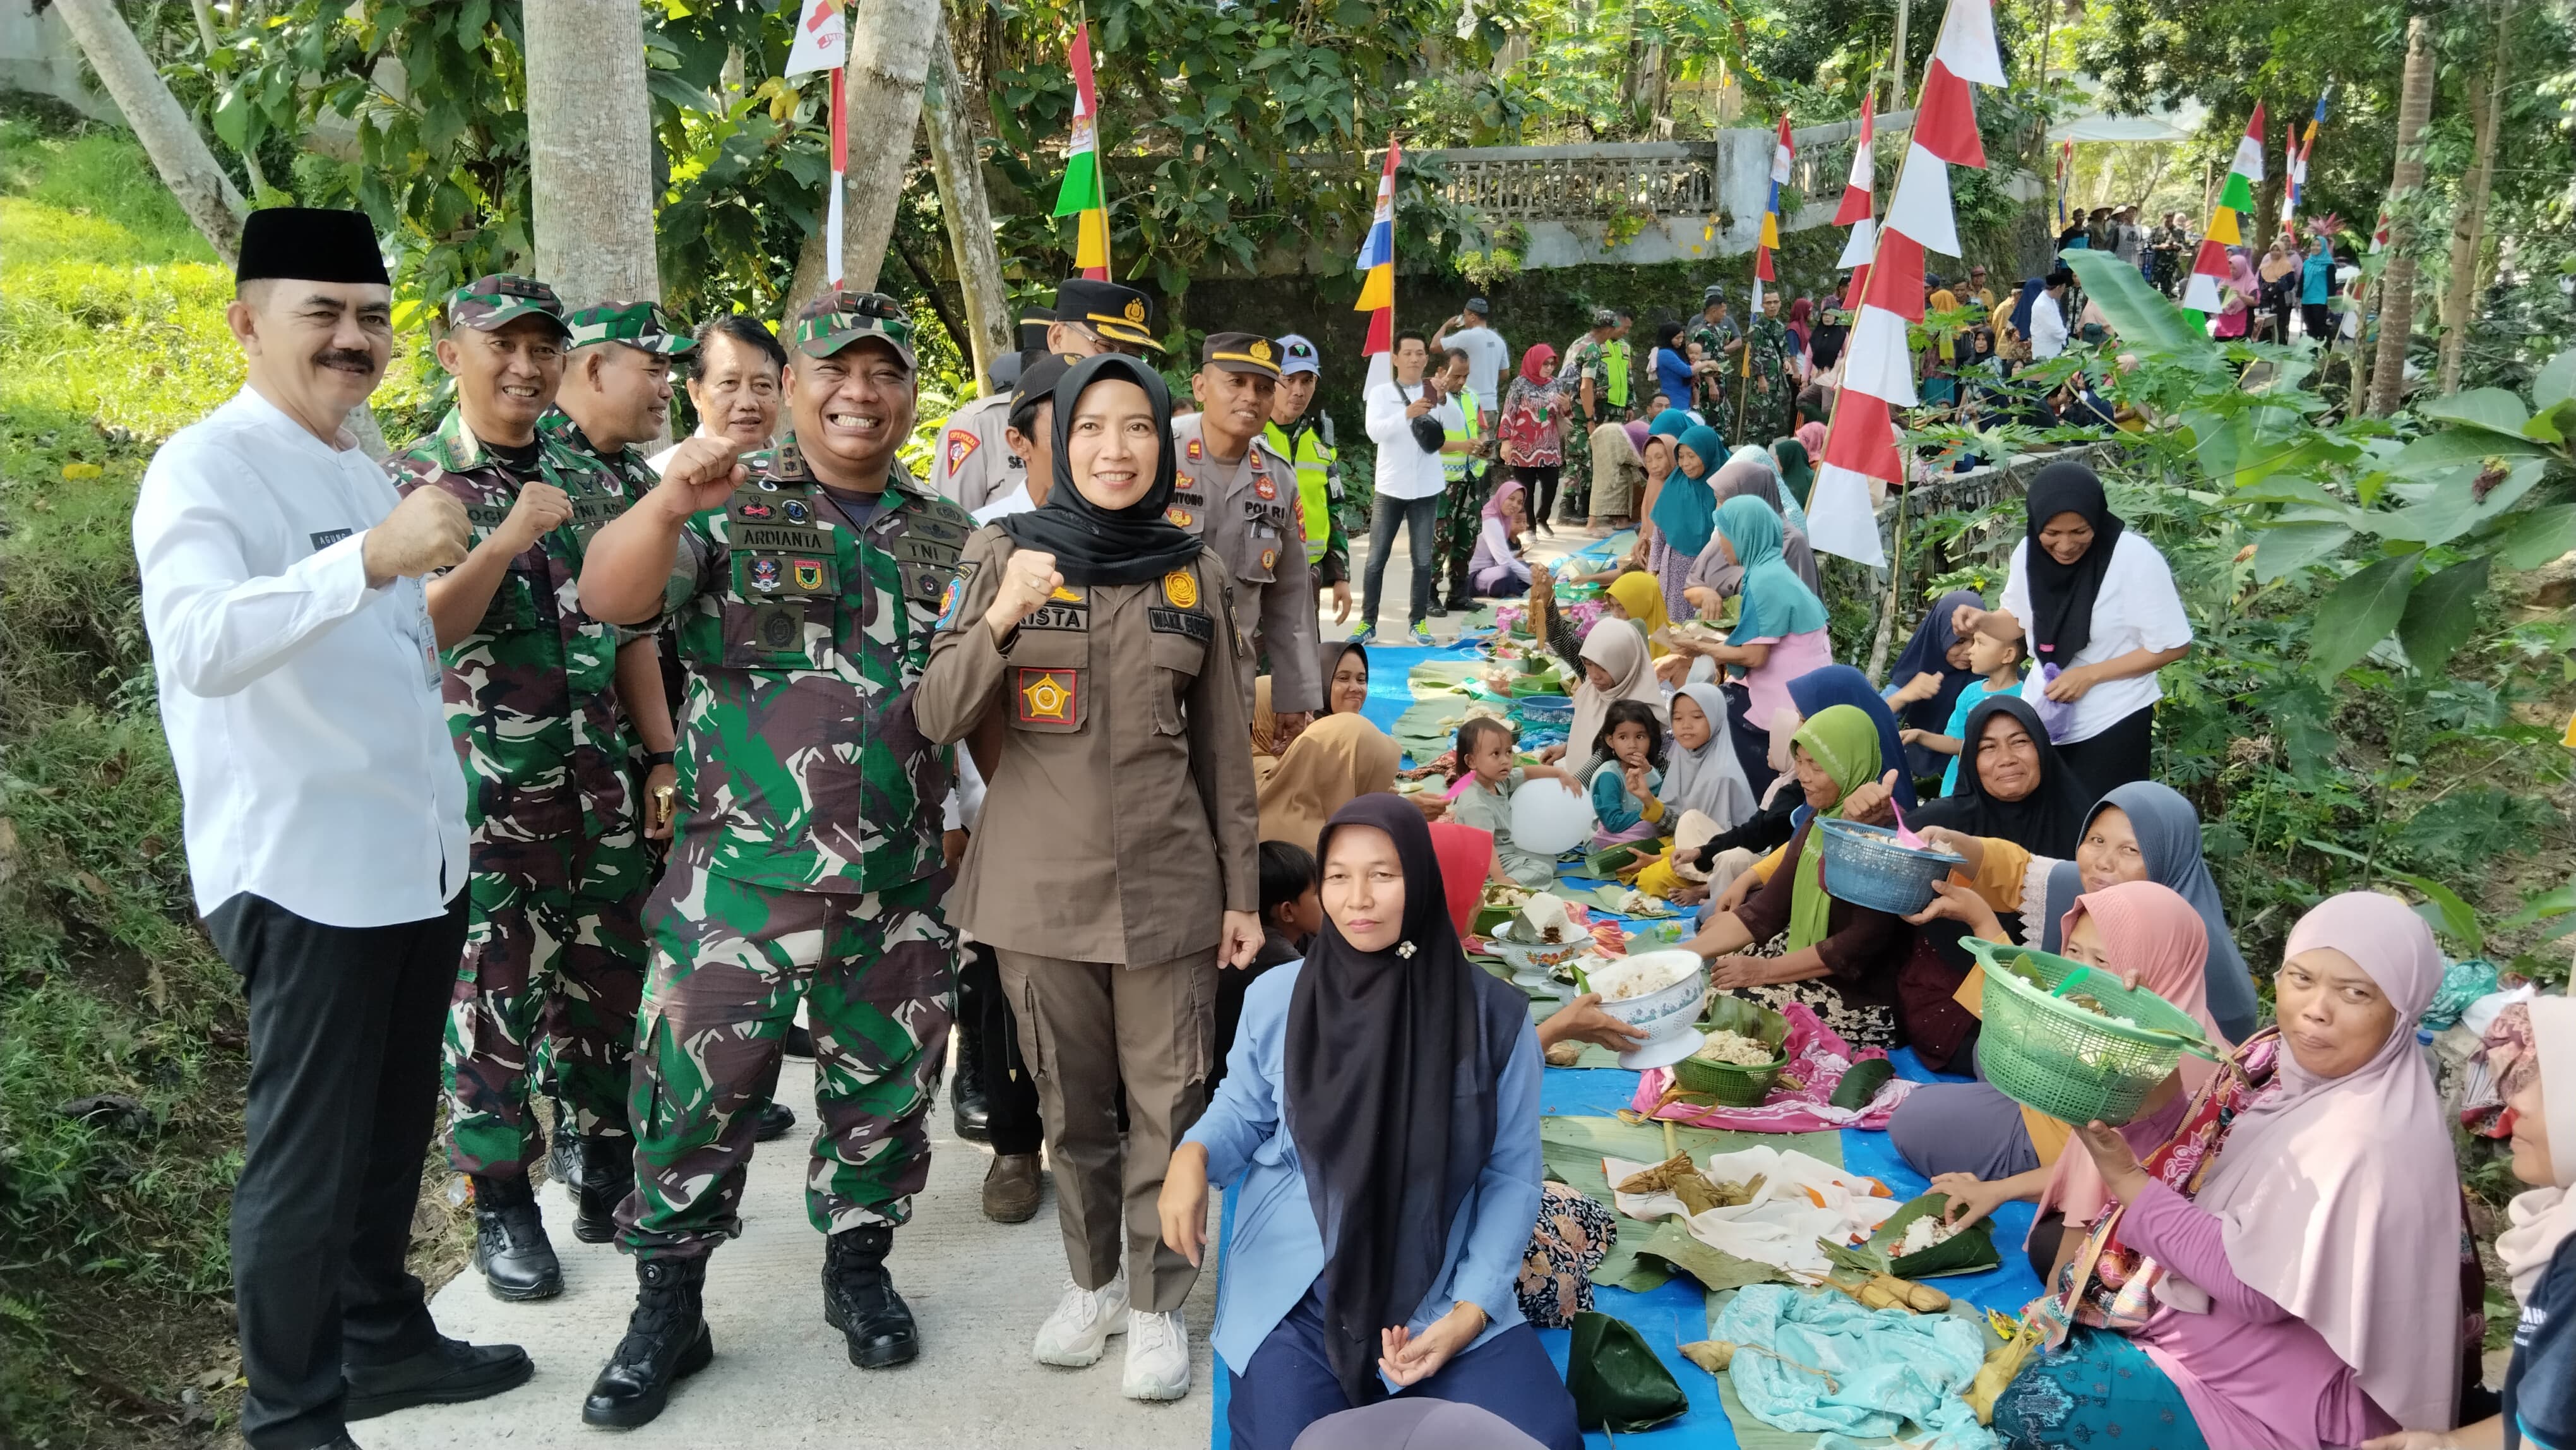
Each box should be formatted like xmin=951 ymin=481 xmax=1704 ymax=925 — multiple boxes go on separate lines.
xmin=2029 ymin=292 xmax=2071 ymax=360
xmin=1364 ymin=378 xmax=1453 ymax=502
xmin=134 ymin=387 xmax=468 ymax=926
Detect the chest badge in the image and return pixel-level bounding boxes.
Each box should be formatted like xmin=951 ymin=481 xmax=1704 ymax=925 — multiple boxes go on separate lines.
xmin=1049 ymin=584 xmax=1085 ymax=602
xmin=1186 ymin=438 xmax=1203 ymax=462
xmin=1253 ymin=475 xmax=1277 ymax=501
xmin=1260 ymin=548 xmax=1278 ymax=570
xmin=738 ymin=501 xmax=776 ymax=519
xmin=783 ymin=500 xmax=812 ymax=524
xmin=749 ymin=558 xmax=782 ymax=592
xmin=1162 ymin=569 xmax=1199 ymax=609
xmin=756 ymin=477 xmax=780 ymax=492
xmin=1018 ymin=669 xmax=1077 ymax=725
xmin=1165 ymin=506 xmax=1195 ymax=528
xmin=792 ymin=558 xmax=826 ymax=591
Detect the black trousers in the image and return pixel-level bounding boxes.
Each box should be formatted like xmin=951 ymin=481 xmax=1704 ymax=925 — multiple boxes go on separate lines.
xmin=1513 ymin=464 xmax=1562 ymax=535
xmin=960 ymin=942 xmax=1044 ymax=1156
xmin=2054 ymin=702 xmax=2157 ymax=799
xmin=207 ymin=890 xmax=467 ymax=1450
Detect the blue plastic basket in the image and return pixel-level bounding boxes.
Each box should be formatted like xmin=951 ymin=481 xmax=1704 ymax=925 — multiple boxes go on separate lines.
xmin=1517 ymin=695 xmax=1575 ymax=726
xmin=1817 ymin=818 xmax=1966 ymax=916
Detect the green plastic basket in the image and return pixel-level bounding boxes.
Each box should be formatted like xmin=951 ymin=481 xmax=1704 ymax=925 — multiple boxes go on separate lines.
xmin=1671 ymin=997 xmax=1790 ymax=1106
xmin=1967 ymin=938 xmax=2220 ymax=1127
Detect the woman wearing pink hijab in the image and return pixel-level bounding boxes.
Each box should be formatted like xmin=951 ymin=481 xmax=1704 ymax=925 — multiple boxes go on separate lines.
xmin=1993 ymin=891 xmax=2463 ymax=1450
xmin=2212 ymin=248 xmax=2258 ymax=341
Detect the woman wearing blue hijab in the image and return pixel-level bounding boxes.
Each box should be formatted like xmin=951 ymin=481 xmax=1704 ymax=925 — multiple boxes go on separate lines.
xmin=1649 ymin=425 xmax=1724 ymax=621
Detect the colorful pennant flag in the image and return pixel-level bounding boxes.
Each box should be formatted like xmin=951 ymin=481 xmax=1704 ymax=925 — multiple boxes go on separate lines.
xmin=1806 ymin=0 xmax=2005 ymax=568
xmin=1751 ymin=116 xmax=1794 ymax=315
xmin=784 ymin=0 xmax=849 ymax=285
xmin=1835 ymin=96 xmax=1877 ymax=307
xmin=1354 ymin=138 xmax=1401 ymax=357
xmin=1051 ymin=23 xmax=1112 ymax=280
xmin=2284 ymin=90 xmax=2329 ymax=225
xmin=2181 ymin=103 xmax=2266 ymax=315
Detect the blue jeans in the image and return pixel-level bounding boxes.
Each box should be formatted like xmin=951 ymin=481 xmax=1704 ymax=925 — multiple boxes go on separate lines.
xmin=1361 ymin=492 xmax=1440 ymax=630
xmin=1225 ymin=1286 xmax=1582 ymax=1450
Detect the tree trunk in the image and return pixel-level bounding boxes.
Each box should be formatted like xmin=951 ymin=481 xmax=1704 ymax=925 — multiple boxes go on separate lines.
xmin=922 ymin=13 xmax=1013 ymax=395
xmin=56 ymin=0 xmax=247 ymax=265
xmin=838 ymin=0 xmax=941 ymax=301
xmin=523 ymin=0 xmax=660 ymax=310
xmin=2436 ymin=2 xmax=2511 ymax=395
xmin=2366 ymin=16 xmax=2436 ymax=417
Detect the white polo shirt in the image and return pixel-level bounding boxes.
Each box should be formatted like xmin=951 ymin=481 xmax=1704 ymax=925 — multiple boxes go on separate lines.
xmin=134 ymin=387 xmax=468 ymax=926
xmin=1364 ymin=378 xmax=1453 ymax=503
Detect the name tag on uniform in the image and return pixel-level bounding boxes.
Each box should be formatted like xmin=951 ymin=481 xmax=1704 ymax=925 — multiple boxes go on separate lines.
xmin=734 ymin=522 xmax=833 ymax=554
xmin=1147 ymin=606 xmax=1213 ymax=642
xmin=1023 ymin=601 xmax=1089 ymax=632
xmin=311 ymin=528 xmax=353 ymax=549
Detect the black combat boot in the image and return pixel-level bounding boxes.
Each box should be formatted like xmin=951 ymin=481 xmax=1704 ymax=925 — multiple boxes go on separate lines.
xmin=563 ymin=1135 xmax=635 ymax=1245
xmin=950 ymin=1023 xmax=991 ymax=1143
xmin=820 ymin=1225 xmax=918 ymax=1369
xmin=469 ymin=1173 xmax=561 ymax=1300
xmin=755 ymin=1100 xmax=797 ymax=1142
xmin=581 ymin=1256 xmax=714 ymax=1429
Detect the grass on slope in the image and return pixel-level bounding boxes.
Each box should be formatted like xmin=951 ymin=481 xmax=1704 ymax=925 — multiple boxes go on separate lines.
xmin=1 ymin=116 xmax=266 ymax=1447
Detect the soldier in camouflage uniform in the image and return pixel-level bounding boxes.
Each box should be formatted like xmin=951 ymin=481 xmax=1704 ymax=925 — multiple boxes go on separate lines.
xmin=1686 ymin=285 xmax=1743 ymax=426
xmin=1556 ymin=309 xmax=1617 ymax=525
xmin=395 ymin=275 xmax=660 ymax=1305
xmin=569 ymin=290 xmax=971 ymax=1429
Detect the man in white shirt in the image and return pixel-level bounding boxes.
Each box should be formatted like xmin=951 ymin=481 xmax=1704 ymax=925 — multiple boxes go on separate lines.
xmin=2029 ymin=269 xmax=2075 ymax=360
xmin=644 ymin=313 xmax=785 ymax=474
xmin=132 ymin=208 xmax=528 ymax=1450
xmin=1432 ymin=297 xmax=1508 ymax=429
xmin=1356 ymin=330 xmax=1460 ymax=642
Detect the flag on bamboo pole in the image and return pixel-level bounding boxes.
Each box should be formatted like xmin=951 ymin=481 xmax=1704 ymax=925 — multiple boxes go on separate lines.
xmin=2055 ymin=139 xmax=2072 ymax=227
xmin=2181 ymin=103 xmax=2266 ymax=313
xmin=1354 ymin=138 xmax=1401 ymax=359
xmin=1806 ymin=0 xmax=2004 ymax=568
xmin=2284 ymin=90 xmax=2329 ymax=224
xmin=1834 ymin=95 xmax=1877 ymax=280
xmin=784 ymin=0 xmax=849 ymax=284
xmin=1751 ymin=114 xmax=1793 ymax=315
xmin=1051 ymin=22 xmax=1112 ymax=280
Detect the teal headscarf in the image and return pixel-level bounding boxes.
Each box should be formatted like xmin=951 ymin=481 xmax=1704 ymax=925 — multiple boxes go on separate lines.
xmin=1653 ymin=424 xmax=1725 ymax=558
xmin=1649 ymin=408 xmax=1692 ymax=440
xmin=1715 ymin=494 xmax=1829 ymax=644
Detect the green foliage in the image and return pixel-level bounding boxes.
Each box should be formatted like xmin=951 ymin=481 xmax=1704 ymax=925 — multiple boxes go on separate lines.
xmin=1 ymin=119 xmax=256 ymax=1446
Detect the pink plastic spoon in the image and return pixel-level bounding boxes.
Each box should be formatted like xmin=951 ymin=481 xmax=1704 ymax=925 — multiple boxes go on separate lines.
xmin=1889 ymin=797 xmax=1929 ymax=851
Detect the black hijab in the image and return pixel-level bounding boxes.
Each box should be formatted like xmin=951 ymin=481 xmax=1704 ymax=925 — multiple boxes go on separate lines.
xmin=1887 ymin=588 xmax=1986 ymax=776
xmin=2020 ymin=462 xmax=2125 ymax=665
xmin=1318 ymin=638 xmax=1369 ymax=714
xmin=1909 ymin=694 xmax=2094 ymax=858
xmin=1285 ymin=793 xmax=1529 ymax=1406
xmin=998 ymin=353 xmax=1205 ymax=585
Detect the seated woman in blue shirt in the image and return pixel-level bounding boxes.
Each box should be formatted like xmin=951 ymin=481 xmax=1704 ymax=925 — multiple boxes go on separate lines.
xmin=1158 ymin=793 xmax=1575 ymax=1450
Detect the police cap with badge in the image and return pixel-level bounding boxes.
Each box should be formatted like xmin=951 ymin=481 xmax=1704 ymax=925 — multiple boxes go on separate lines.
xmin=1051 ymin=279 xmax=1159 ymax=351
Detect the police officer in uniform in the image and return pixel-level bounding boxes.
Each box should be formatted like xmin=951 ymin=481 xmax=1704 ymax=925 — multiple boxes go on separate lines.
xmin=917 ymin=351 xmax=1260 ymax=1404
xmin=930 ymin=311 xmax=1053 ymax=512
xmin=1169 ymin=332 xmax=1321 ymax=717
xmin=573 ymin=291 xmax=974 ymax=1425
xmin=1261 ymin=333 xmax=1349 ymax=626
xmin=392 ymin=275 xmax=661 ymax=1303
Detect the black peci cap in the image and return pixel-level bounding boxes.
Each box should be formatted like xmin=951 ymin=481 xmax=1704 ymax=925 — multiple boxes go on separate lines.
xmin=236 ymin=207 xmax=389 ymax=286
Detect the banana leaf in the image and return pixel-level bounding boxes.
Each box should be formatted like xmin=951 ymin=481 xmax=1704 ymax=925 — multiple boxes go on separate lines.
xmin=1820 ymin=1193 xmax=2002 ymax=1280
xmin=1633 ymin=1218 xmax=1785 ymax=1293
xmin=1568 ymin=1312 xmax=1691 ymax=1433
xmin=1828 ymin=1056 xmax=1897 ymax=1110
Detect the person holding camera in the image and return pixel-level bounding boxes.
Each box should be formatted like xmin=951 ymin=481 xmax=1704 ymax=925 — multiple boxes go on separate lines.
xmin=1356 ymin=330 xmax=1465 ymax=643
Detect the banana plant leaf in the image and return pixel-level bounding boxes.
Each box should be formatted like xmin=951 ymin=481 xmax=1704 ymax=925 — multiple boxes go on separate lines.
xmin=1633 ymin=1218 xmax=1786 ymax=1293
xmin=1828 ymin=1056 xmax=1897 ymax=1110
xmin=1568 ymin=1311 xmax=1691 ymax=1433
xmin=1821 ymin=1193 xmax=2003 ymax=1279
xmin=1539 ymin=1117 xmax=1842 ymax=1290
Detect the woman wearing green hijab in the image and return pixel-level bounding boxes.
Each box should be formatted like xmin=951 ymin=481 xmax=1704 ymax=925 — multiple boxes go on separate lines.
xmin=1770 ymin=436 xmax=1815 ymax=510
xmin=1679 ymin=704 xmax=1907 ymax=1046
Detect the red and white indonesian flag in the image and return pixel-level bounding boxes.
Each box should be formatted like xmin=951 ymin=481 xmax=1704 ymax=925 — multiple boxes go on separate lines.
xmin=784 ymin=1 xmax=850 ymax=284
xmin=1834 ymin=96 xmax=1878 ymax=272
xmin=2181 ymin=105 xmax=2265 ymax=314
xmin=1806 ymin=0 xmax=2005 ymax=568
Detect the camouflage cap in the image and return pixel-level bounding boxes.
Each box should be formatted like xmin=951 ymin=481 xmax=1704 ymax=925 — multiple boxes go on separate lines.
xmin=444 ymin=273 xmax=569 ymax=335
xmin=566 ymin=300 xmax=695 ymax=354
xmin=789 ymin=289 xmax=917 ymax=369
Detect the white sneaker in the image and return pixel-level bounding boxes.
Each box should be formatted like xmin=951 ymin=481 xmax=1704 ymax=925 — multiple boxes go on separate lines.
xmin=1121 ymin=1307 xmax=1191 ymax=1401
xmin=1032 ymin=1271 xmax=1128 ymax=1367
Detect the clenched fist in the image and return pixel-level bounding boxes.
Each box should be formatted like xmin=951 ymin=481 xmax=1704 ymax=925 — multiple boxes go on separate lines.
xmin=984 ymin=549 xmax=1063 ymax=640
xmin=364 ymin=487 xmax=470 ymax=585
xmin=653 ymin=435 xmax=745 ymax=522
xmin=493 ymin=481 xmax=575 ymax=555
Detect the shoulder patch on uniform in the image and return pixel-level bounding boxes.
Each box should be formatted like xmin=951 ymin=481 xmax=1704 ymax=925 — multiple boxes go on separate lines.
xmin=934 ymin=559 xmax=981 ymax=631
xmin=1186 ymin=437 xmax=1203 ymax=462
xmin=944 ymin=428 xmax=980 ymax=475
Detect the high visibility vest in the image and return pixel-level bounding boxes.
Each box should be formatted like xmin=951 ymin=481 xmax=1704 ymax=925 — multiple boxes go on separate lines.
xmin=1604 ymin=340 xmax=1631 ymax=407
xmin=1441 ymin=388 xmax=1481 ymax=484
xmin=1265 ymin=415 xmax=1337 ymax=565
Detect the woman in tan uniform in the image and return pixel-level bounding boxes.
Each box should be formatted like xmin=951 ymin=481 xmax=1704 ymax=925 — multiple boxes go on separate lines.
xmin=916 ymin=352 xmax=1261 ymax=1404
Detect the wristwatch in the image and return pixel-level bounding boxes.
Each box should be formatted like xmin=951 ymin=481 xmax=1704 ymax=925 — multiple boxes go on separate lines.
xmin=639 ymin=749 xmax=676 ymax=767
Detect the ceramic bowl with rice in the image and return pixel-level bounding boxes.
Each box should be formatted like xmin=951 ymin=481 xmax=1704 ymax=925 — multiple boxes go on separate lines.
xmin=1586 ymin=950 xmax=1708 ymax=1069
